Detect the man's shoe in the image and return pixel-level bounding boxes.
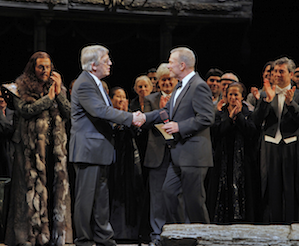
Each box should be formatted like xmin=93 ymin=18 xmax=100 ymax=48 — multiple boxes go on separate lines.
xmin=149 ymin=239 xmax=162 ymax=246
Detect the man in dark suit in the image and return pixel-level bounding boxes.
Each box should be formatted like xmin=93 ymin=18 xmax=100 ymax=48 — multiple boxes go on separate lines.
xmin=69 ymin=45 xmax=144 ymax=246
xmin=144 ymin=47 xmax=215 ymax=232
xmin=143 ymin=63 xmax=181 ymax=246
xmin=252 ymin=57 xmax=299 ymax=223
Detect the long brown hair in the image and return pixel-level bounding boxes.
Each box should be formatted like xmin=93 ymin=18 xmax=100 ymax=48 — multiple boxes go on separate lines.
xmin=17 ymin=51 xmax=54 ymax=101
xmin=23 ymin=51 xmax=54 ymax=77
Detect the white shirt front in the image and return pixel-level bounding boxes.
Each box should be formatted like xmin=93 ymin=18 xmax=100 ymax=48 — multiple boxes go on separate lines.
xmin=89 ymin=72 xmax=110 ymax=106
xmin=172 ymin=71 xmax=195 ymax=107
xmin=264 ymin=84 xmax=297 ymax=144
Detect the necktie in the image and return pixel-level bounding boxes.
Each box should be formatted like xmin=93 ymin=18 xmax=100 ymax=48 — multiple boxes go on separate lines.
xmin=99 ymin=82 xmax=111 ymax=106
xmin=159 ymin=95 xmax=171 ymax=108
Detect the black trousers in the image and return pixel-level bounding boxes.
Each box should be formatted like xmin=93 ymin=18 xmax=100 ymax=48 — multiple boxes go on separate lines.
xmin=263 ymin=141 xmax=299 ymax=223
xmin=74 ymin=164 xmax=116 ymax=246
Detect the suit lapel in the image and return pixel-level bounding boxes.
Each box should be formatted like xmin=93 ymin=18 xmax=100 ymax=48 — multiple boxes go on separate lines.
xmin=170 ymin=84 xmax=180 ymax=118
xmin=85 ymin=71 xmax=109 ymax=105
xmin=171 ymin=81 xmax=191 ymax=119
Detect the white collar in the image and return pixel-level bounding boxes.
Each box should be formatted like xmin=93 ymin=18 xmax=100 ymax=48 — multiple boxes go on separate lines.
xmin=89 ymin=72 xmax=102 ymax=87
xmin=161 ymin=91 xmax=172 ymax=97
xmin=276 ymin=84 xmax=291 ymax=94
xmin=181 ymin=71 xmax=195 ymax=88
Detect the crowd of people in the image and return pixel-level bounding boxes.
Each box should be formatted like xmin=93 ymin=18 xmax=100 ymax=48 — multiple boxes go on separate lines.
xmin=1 ymin=44 xmax=299 ymax=246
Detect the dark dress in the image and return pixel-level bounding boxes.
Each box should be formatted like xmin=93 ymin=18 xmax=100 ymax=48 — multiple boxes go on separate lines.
xmin=129 ymin=96 xmax=151 ymax=242
xmin=206 ymin=103 xmax=261 ymax=224
xmin=129 ymin=96 xmax=149 ymax=186
xmin=109 ymin=124 xmax=144 ymax=241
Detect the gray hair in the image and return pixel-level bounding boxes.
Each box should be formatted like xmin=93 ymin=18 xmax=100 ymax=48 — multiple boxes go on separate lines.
xmin=134 ymin=75 xmax=153 ymax=92
xmin=221 ymin=72 xmax=239 ymax=82
xmin=81 ymin=45 xmax=109 ymax=71
xmin=156 ymin=63 xmax=170 ymax=80
xmin=170 ymin=47 xmax=196 ymax=69
xmin=274 ymin=57 xmax=296 ymax=73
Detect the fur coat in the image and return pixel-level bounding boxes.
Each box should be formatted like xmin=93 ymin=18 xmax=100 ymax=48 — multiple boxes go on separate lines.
xmin=5 ymin=75 xmax=73 ymax=246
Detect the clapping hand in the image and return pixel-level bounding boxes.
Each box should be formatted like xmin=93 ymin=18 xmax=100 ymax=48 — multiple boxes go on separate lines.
xmin=229 ymin=100 xmax=242 ymax=120
xmin=217 ymin=98 xmax=226 ymax=112
xmin=285 ymin=86 xmax=296 ymax=105
xmin=50 ymin=71 xmax=62 ymax=95
xmin=251 ymin=87 xmax=260 ymax=100
xmin=48 ymin=82 xmax=56 ymax=100
xmin=264 ymin=78 xmax=276 ymax=102
xmin=121 ymin=99 xmax=129 ymax=112
xmin=132 ymin=111 xmax=146 ymax=127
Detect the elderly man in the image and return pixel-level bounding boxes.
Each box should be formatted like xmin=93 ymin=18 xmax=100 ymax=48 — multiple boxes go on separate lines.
xmin=252 ymin=57 xmax=299 ymax=223
xmin=143 ymin=63 xmax=179 ymax=246
xmin=144 ymin=47 xmax=214 ymax=234
xmin=69 ymin=45 xmax=144 ymax=246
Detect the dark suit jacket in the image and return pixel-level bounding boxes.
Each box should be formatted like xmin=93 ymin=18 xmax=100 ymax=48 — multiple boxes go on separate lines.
xmin=252 ymin=90 xmax=299 ymax=139
xmin=143 ymin=92 xmax=165 ymax=168
xmin=69 ymin=71 xmax=133 ymax=165
xmin=144 ymin=72 xmax=215 ymax=168
xmin=251 ymin=88 xmax=299 ymax=197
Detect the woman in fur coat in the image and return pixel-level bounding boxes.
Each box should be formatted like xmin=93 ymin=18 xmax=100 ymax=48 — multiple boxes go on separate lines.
xmin=5 ymin=52 xmax=73 ymax=246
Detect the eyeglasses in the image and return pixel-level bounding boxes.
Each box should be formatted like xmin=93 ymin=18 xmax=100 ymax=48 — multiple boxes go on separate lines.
xmin=100 ymin=58 xmax=111 ymax=65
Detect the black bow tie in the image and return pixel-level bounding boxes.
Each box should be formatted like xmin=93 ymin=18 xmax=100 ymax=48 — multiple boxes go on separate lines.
xmin=177 ymin=81 xmax=182 ymax=89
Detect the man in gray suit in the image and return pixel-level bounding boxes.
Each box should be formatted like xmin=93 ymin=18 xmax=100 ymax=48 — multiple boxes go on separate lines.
xmin=143 ymin=63 xmax=180 ymax=246
xmin=69 ymin=45 xmax=144 ymax=246
xmin=144 ymin=47 xmax=214 ymax=230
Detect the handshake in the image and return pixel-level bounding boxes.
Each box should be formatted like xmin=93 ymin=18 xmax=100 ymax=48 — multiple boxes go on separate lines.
xmin=132 ymin=111 xmax=146 ymax=127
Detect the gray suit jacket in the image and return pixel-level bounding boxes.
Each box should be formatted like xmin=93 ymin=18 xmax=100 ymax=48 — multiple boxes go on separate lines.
xmin=145 ymin=72 xmax=215 ymax=167
xmin=143 ymin=92 xmax=165 ymax=168
xmin=69 ymin=71 xmax=133 ymax=165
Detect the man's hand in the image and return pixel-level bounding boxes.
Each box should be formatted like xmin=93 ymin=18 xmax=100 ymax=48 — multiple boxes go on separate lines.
xmin=132 ymin=111 xmax=146 ymax=127
xmin=285 ymin=86 xmax=296 ymax=105
xmin=51 ymin=71 xmax=62 ymax=95
xmin=264 ymin=78 xmax=276 ymax=102
xmin=161 ymin=121 xmax=179 ymax=134
xmin=251 ymin=87 xmax=260 ymax=100
xmin=48 ymin=83 xmax=55 ymax=100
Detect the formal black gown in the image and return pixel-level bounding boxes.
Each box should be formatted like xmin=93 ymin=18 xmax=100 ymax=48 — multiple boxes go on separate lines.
xmin=206 ymin=103 xmax=261 ymax=224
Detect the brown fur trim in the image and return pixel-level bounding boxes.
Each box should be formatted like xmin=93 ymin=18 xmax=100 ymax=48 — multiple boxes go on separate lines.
xmin=19 ymin=77 xmax=71 ymax=245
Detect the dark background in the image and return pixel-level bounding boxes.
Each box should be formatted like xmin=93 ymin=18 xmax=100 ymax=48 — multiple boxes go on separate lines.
xmin=1 ymin=0 xmax=299 ymax=99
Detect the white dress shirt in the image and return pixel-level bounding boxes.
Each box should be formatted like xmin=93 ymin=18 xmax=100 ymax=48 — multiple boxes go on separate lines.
xmin=89 ymin=72 xmax=110 ymax=106
xmin=173 ymin=71 xmax=195 ymax=107
xmin=264 ymin=84 xmax=297 ymax=144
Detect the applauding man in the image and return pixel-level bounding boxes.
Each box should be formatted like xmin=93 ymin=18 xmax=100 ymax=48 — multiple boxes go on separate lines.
xmin=252 ymin=57 xmax=299 ymax=223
